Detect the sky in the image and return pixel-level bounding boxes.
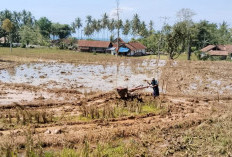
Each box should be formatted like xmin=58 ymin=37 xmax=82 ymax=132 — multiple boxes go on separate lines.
xmin=1 ymin=0 xmax=232 ymax=31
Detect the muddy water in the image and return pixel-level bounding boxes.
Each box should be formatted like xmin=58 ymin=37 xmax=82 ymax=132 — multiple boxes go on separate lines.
xmin=0 ymin=61 xmax=164 ymax=93
xmin=0 ymin=60 xmax=232 ymax=105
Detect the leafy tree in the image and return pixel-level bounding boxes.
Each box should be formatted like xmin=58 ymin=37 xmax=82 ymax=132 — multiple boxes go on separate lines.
xmin=138 ymin=34 xmax=159 ymax=53
xmin=217 ymin=21 xmax=231 ymax=44
xmin=2 ymin=19 xmax=13 ymax=34
xmin=0 ymin=10 xmax=12 ymax=42
xmin=174 ymin=21 xmax=188 ymax=52
xmin=163 ymin=24 xmax=183 ymax=59
xmin=57 ymin=24 xmax=72 ymax=39
xmin=2 ymin=18 xmax=14 ymax=51
xmin=36 ymin=17 xmax=52 ymax=38
xmin=0 ymin=9 xmax=12 ymax=22
xmin=176 ymin=8 xmax=196 ymax=60
xmin=50 ymin=23 xmax=71 ymax=39
xmin=0 ymin=10 xmax=22 ymax=43
xmin=19 ymin=26 xmax=41 ymax=46
xmin=193 ymin=20 xmax=218 ymax=49
xmin=148 ymin=20 xmax=155 ymax=35
xmin=51 ymin=23 xmax=60 ymax=40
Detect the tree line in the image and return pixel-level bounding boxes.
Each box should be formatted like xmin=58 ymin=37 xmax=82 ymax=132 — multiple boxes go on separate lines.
xmin=0 ymin=9 xmax=151 ymax=45
xmin=1 ymin=9 xmax=232 ymax=59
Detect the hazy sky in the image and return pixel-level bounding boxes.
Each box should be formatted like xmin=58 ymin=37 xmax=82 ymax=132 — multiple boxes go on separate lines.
xmin=1 ymin=0 xmax=232 ymax=30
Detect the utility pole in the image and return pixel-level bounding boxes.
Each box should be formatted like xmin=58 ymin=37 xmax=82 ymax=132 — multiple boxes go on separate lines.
xmin=116 ymin=0 xmax=120 ymax=56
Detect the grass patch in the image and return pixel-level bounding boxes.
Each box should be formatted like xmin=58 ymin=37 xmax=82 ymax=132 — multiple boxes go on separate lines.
xmin=0 ymin=47 xmax=199 ymax=64
xmin=0 ymin=47 xmax=136 ymax=64
xmin=79 ymin=99 xmax=163 ymax=121
xmin=142 ymin=104 xmax=160 ymax=113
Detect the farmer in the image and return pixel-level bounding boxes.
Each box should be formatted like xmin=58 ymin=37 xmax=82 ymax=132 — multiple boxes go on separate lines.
xmin=148 ymin=78 xmax=159 ymax=97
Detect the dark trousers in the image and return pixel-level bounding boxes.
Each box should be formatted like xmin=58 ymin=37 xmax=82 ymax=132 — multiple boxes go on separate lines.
xmin=153 ymin=87 xmax=159 ymax=97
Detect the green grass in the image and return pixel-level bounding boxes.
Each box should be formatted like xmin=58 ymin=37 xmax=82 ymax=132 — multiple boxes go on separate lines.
xmin=60 ymin=149 xmax=79 ymax=157
xmin=0 ymin=47 xmax=138 ymax=64
xmin=0 ymin=47 xmax=199 ymax=64
xmin=77 ymin=100 xmax=163 ymax=121
xmin=142 ymin=104 xmax=160 ymax=113
xmin=97 ymin=140 xmax=142 ymax=157
xmin=12 ymin=140 xmax=143 ymax=157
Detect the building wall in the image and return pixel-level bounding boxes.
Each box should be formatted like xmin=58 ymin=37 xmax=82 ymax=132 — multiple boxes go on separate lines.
xmin=128 ymin=49 xmax=146 ymax=56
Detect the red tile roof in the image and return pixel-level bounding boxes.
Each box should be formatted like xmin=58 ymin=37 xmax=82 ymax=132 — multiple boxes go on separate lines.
xmin=201 ymin=45 xmax=232 ymax=53
xmin=113 ymin=42 xmax=147 ymax=51
xmin=125 ymin=43 xmax=136 ymax=51
xmin=201 ymin=45 xmax=216 ymax=52
xmin=224 ymin=45 xmax=232 ymax=52
xmin=208 ymin=50 xmax=229 ymax=56
xmin=128 ymin=42 xmax=147 ymax=50
xmin=78 ymin=40 xmax=111 ymax=48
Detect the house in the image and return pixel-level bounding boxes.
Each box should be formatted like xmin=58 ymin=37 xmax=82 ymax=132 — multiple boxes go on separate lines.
xmin=126 ymin=42 xmax=147 ymax=56
xmin=77 ymin=38 xmax=147 ymax=56
xmin=201 ymin=45 xmax=232 ymax=60
xmin=0 ymin=37 xmax=8 ymax=43
xmin=114 ymin=42 xmax=147 ymax=56
xmin=112 ymin=37 xmax=126 ymax=45
xmin=78 ymin=40 xmax=113 ymax=53
xmin=111 ymin=38 xmax=147 ymax=56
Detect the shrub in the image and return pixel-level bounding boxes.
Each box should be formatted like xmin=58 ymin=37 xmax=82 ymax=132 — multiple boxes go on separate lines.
xmin=194 ymin=51 xmax=209 ymax=60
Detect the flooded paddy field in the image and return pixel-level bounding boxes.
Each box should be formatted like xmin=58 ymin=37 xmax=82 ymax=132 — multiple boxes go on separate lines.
xmin=0 ymin=60 xmax=162 ymax=105
xmin=0 ymin=60 xmax=231 ymax=105
xmin=0 ymin=58 xmax=232 ymax=156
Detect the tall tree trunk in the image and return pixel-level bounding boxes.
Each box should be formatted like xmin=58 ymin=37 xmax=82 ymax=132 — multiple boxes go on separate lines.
xmin=10 ymin=33 xmax=12 ymax=52
xmin=187 ymin=36 xmax=191 ymax=60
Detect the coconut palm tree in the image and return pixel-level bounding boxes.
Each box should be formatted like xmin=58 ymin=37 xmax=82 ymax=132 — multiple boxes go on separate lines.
xmin=101 ymin=13 xmax=109 ymax=40
xmin=71 ymin=22 xmax=76 ymax=32
xmin=108 ymin=19 xmax=116 ymax=40
xmin=74 ymin=17 xmax=82 ymax=39
xmin=132 ymin=13 xmax=141 ymax=38
xmin=96 ymin=20 xmax=102 ymax=39
xmin=91 ymin=19 xmax=98 ymax=39
xmin=86 ymin=15 xmax=92 ymax=26
xmin=139 ymin=21 xmax=148 ymax=37
xmin=116 ymin=19 xmax=123 ymax=38
xmin=123 ymin=19 xmax=131 ymax=40
xmin=21 ymin=10 xmax=35 ymax=27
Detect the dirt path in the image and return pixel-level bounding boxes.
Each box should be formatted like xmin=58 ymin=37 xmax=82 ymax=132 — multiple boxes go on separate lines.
xmin=0 ymin=91 xmax=216 ymax=149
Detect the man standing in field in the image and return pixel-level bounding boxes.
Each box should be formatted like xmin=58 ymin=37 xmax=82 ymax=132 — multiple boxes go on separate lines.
xmin=148 ymin=78 xmax=159 ymax=98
